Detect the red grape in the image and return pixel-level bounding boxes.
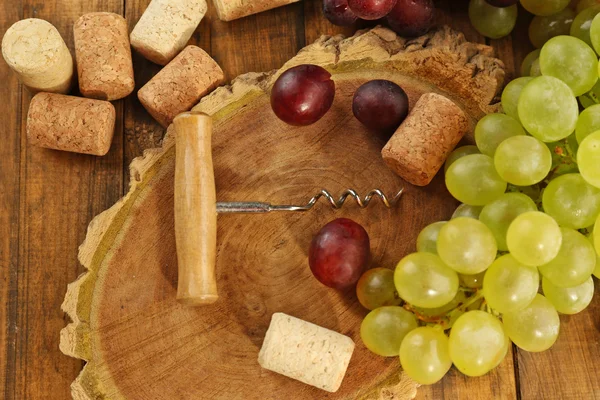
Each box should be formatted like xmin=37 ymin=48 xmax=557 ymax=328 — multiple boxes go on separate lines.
xmin=309 ymin=218 xmax=370 ymax=289
xmin=324 ymin=0 xmax=359 ymax=26
xmin=271 ymin=64 xmax=335 ymax=126
xmin=386 ymin=0 xmax=435 ymax=37
xmin=348 ymin=0 xmax=398 ymax=20
xmin=353 ymin=80 xmax=409 ymax=133
xmin=485 ymin=0 xmax=518 ymax=6
xmin=356 ymin=268 xmax=402 ymax=310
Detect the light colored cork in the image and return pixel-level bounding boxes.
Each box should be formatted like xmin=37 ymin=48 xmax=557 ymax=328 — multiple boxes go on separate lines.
xmin=214 ymin=0 xmax=301 ymax=21
xmin=27 ymin=92 xmax=116 ymax=156
xmin=130 ymin=0 xmax=207 ymax=65
xmin=258 ymin=313 xmax=355 ymax=393
xmin=74 ymin=12 xmax=135 ymax=101
xmin=382 ymin=93 xmax=469 ymax=186
xmin=138 ymin=45 xmax=224 ymax=127
xmin=1 ymin=18 xmax=73 ymax=94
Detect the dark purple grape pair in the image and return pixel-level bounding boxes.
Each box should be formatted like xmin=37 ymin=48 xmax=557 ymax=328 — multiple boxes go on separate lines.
xmin=271 ymin=64 xmax=409 ymax=133
xmin=323 ymin=0 xmax=435 ymax=39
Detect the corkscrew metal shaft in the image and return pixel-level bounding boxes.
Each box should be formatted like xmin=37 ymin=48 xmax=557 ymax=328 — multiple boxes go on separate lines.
xmin=173 ymin=112 xmax=405 ymax=307
xmin=216 ymin=188 xmax=405 ymax=213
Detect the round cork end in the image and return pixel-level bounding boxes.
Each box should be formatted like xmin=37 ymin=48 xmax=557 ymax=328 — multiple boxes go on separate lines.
xmin=1 ymin=18 xmax=69 ymax=74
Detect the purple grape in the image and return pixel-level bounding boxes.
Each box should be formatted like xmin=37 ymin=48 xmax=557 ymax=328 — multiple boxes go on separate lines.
xmin=386 ymin=0 xmax=435 ymax=37
xmin=348 ymin=0 xmax=399 ymax=20
xmin=323 ymin=0 xmax=359 ymax=26
xmin=353 ymin=80 xmax=409 ymax=133
xmin=271 ymin=64 xmax=335 ymax=126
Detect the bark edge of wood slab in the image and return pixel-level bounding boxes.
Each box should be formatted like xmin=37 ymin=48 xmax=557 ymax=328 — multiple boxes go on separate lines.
xmin=60 ymin=26 xmax=504 ymax=400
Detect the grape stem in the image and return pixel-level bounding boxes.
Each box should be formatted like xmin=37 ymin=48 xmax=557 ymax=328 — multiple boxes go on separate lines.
xmin=402 ymin=290 xmax=485 ymax=330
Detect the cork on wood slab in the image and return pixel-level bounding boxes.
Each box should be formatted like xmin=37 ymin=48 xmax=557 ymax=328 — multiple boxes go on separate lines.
xmin=130 ymin=0 xmax=208 ymax=65
xmin=138 ymin=45 xmax=225 ymax=128
xmin=213 ymin=0 xmax=301 ymax=21
xmin=382 ymin=93 xmax=469 ymax=186
xmin=74 ymin=12 xmax=135 ymax=101
xmin=60 ymin=27 xmax=503 ymax=400
xmin=1 ymin=18 xmax=73 ymax=94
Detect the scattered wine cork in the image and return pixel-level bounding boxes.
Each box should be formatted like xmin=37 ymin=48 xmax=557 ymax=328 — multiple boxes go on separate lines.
xmin=1 ymin=18 xmax=73 ymax=94
xmin=213 ymin=0 xmax=301 ymax=21
xmin=74 ymin=12 xmax=135 ymax=101
xmin=130 ymin=0 xmax=207 ymax=65
xmin=27 ymin=93 xmax=116 ymax=156
xmin=258 ymin=313 xmax=355 ymax=393
xmin=138 ymin=46 xmax=224 ymax=128
xmin=382 ymin=93 xmax=469 ymax=186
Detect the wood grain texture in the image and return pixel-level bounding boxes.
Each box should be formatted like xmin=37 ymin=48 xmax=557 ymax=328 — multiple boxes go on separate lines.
xmin=7 ymin=1 xmax=125 ymax=399
xmin=0 ymin=0 xmax=599 ymax=399
xmin=59 ymin=26 xmax=504 ymax=400
xmin=0 ymin=0 xmax=22 ymax=398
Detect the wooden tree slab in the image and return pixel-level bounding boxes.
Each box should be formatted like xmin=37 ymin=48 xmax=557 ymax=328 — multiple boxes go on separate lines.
xmin=60 ymin=26 xmax=504 ymax=400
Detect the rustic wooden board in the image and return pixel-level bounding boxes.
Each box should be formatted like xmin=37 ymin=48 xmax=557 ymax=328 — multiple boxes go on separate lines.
xmin=59 ymin=26 xmax=504 ymax=399
xmin=1 ymin=0 xmax=599 ymax=399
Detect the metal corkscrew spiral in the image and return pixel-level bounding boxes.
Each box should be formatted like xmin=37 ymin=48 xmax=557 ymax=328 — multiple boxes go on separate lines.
xmin=216 ymin=188 xmax=405 ymax=214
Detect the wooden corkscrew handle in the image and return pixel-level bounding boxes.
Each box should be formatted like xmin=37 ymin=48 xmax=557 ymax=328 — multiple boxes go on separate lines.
xmin=173 ymin=112 xmax=218 ymax=306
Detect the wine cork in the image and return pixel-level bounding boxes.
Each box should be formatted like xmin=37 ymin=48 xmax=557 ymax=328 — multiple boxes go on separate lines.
xmin=27 ymin=93 xmax=116 ymax=156
xmin=1 ymin=18 xmax=73 ymax=94
xmin=214 ymin=0 xmax=301 ymax=21
xmin=74 ymin=12 xmax=135 ymax=101
xmin=138 ymin=46 xmax=224 ymax=128
xmin=382 ymin=93 xmax=469 ymax=186
xmin=258 ymin=313 xmax=355 ymax=393
xmin=130 ymin=0 xmax=207 ymax=65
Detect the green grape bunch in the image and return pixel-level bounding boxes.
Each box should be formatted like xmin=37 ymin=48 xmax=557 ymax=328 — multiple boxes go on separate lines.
xmin=357 ymin=4 xmax=600 ymax=385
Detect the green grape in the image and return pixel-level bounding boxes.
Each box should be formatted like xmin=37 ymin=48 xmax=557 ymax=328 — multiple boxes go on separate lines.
xmin=518 ymin=76 xmax=579 ymax=142
xmin=468 ymin=0 xmax=518 ymax=39
xmin=592 ymin=232 xmax=600 ymax=278
xmin=594 ymin=215 xmax=600 ymax=254
xmin=460 ymin=271 xmax=486 ymax=289
xmin=479 ymin=193 xmax=538 ymax=251
xmin=494 ymin=136 xmax=552 ymax=186
xmin=413 ymin=291 xmax=468 ymax=318
xmin=590 ymin=13 xmax=600 ymax=53
xmin=539 ymin=36 xmax=599 ymax=96
xmin=360 ymin=306 xmax=418 ymax=357
xmin=502 ymin=77 xmax=534 ymax=122
xmin=444 ymin=145 xmax=480 ymax=172
xmin=400 ymin=327 xmax=452 ymax=385
xmin=356 ymin=268 xmax=402 ymax=311
xmin=446 ymin=154 xmax=507 ymax=206
xmin=520 ymin=49 xmax=541 ymax=76
xmin=394 ymin=253 xmax=459 ymax=309
xmin=451 ymin=204 xmax=483 ymax=220
xmin=448 ymin=311 xmax=507 ymax=377
xmin=483 ymin=254 xmax=539 ymax=314
xmin=416 ymin=221 xmax=447 ymax=254
xmin=529 ymin=8 xmax=575 ymax=48
xmin=520 ymin=0 xmax=570 ymax=16
xmin=576 ymin=105 xmax=600 ymax=143
xmin=507 ymin=211 xmax=562 ymax=266
xmin=577 ymin=0 xmax=600 ymax=13
xmin=475 ymin=113 xmax=526 ymax=157
xmin=578 ymin=131 xmax=600 ymax=188
xmin=543 ymin=276 xmax=595 ymax=314
xmin=437 ymin=217 xmax=498 ymax=275
xmin=579 ymin=79 xmax=600 ymax=109
xmin=570 ymin=5 xmax=600 ymax=47
xmin=539 ymin=228 xmax=596 ymax=287
xmin=542 ymin=173 xmax=600 ymax=229
xmin=502 ymin=294 xmax=560 ymax=352
xmin=530 ymin=58 xmax=542 ymax=76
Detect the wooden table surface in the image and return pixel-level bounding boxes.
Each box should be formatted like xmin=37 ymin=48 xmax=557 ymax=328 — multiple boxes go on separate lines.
xmin=0 ymin=0 xmax=598 ymax=399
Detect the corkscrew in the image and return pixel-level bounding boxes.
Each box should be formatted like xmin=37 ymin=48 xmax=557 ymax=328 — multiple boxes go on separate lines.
xmin=173 ymin=112 xmax=404 ymax=306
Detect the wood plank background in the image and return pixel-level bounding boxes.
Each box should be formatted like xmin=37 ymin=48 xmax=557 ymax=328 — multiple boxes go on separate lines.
xmin=0 ymin=0 xmax=598 ymax=399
